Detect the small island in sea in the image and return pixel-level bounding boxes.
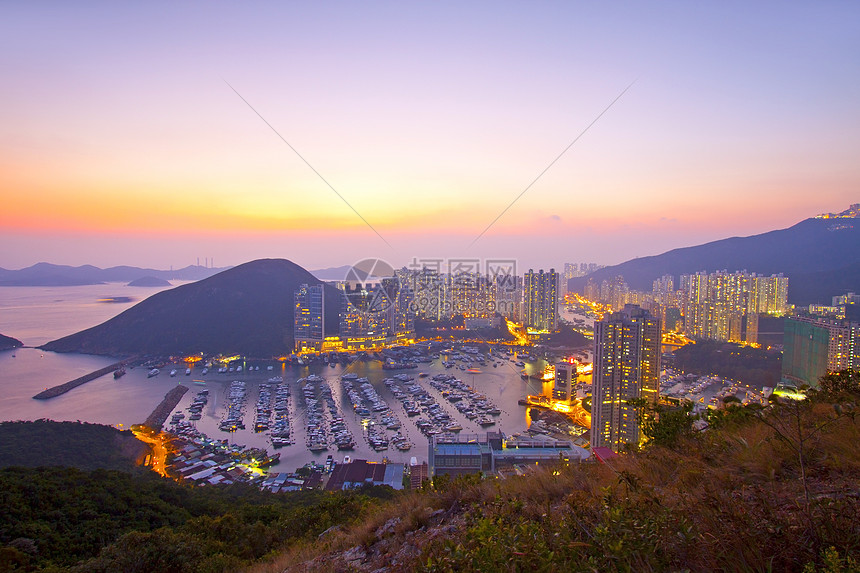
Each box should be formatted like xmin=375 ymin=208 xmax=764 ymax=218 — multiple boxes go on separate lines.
xmin=127 ymin=276 xmax=172 ymax=287
xmin=0 ymin=333 xmax=23 ymax=351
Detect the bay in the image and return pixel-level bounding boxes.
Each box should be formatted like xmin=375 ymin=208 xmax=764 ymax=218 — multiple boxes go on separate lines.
xmin=0 ymin=284 xmax=557 ymax=471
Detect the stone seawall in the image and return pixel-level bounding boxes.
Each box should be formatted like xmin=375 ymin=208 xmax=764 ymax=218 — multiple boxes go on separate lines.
xmin=142 ymin=384 xmax=189 ymax=430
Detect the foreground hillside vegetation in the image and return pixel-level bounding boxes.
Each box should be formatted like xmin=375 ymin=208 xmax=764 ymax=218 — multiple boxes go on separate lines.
xmin=0 ymin=420 xmax=147 ymax=472
xmin=0 ymin=467 xmax=393 ymax=572
xmin=0 ymin=421 xmax=393 ymax=572
xmin=257 ymin=370 xmax=860 ymax=572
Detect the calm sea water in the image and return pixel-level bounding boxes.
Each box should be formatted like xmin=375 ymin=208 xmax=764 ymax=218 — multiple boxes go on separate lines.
xmin=0 ymin=284 xmax=555 ymax=471
xmin=0 ymin=282 xmax=189 ymax=347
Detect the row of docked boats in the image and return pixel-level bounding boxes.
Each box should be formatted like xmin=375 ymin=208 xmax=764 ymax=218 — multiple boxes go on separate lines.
xmin=168 ymin=389 xmax=208 ymax=428
xmin=428 ymin=373 xmax=501 ymax=426
xmin=361 ymin=381 xmax=393 ymax=452
xmin=323 ymin=380 xmax=357 ymax=451
xmin=441 ymin=348 xmax=515 ymax=371
xmin=301 ymin=376 xmax=360 ymax=451
xmin=342 ymin=373 xmax=414 ymax=452
xmin=268 ymin=377 xmax=292 ymax=448
xmin=303 ymin=376 xmax=328 ymax=451
xmin=384 ymin=374 xmax=460 ymax=438
xmin=254 ymin=382 xmax=274 ymax=433
xmin=186 ymin=389 xmax=208 ymax=421
xmin=219 ymin=380 xmax=247 ymax=432
xmin=167 ymin=368 xmax=193 ymax=377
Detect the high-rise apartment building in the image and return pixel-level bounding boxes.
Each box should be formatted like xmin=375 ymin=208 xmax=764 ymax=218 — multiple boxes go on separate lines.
xmin=564 ymin=262 xmax=603 ymax=279
xmin=681 ymin=271 xmax=787 ymax=344
xmin=552 ymin=361 xmax=575 ymax=403
xmin=338 ymin=281 xmax=390 ymax=339
xmin=493 ymin=273 xmax=523 ymax=322
xmin=783 ymin=315 xmax=860 ymax=387
xmin=524 ymin=268 xmax=558 ymax=332
xmin=387 ymin=270 xmax=415 ymax=338
xmin=591 ymin=305 xmax=661 ymax=452
xmin=294 ymin=283 xmax=325 ymax=352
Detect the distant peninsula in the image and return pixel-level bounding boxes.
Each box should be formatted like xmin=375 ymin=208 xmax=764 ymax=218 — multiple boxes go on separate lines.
xmin=127 ymin=276 xmax=171 ymax=287
xmin=40 ymin=259 xmax=342 ymax=357
xmin=0 ymin=333 xmax=23 ymax=351
xmin=0 ymin=262 xmax=228 ymax=287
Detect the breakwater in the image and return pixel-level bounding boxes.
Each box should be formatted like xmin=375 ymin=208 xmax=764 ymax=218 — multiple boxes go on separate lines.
xmin=143 ymin=384 xmax=189 ymax=430
xmin=32 ymin=358 xmax=134 ymax=400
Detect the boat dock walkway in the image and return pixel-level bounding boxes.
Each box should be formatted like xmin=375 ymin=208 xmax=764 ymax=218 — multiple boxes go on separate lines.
xmin=32 ymin=357 xmax=136 ymax=400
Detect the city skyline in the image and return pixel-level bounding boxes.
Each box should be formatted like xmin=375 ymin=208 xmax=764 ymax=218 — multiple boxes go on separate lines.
xmin=2 ymin=3 xmax=859 ymax=271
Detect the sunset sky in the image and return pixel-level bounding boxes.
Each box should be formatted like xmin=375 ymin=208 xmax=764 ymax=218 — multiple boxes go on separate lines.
xmin=2 ymin=2 xmax=859 ymax=272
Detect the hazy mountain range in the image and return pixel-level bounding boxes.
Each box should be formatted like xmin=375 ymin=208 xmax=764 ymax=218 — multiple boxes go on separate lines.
xmin=568 ymin=214 xmax=860 ymax=305
xmin=0 ymin=262 xmax=353 ymax=286
xmin=0 ymin=263 xmax=229 ymax=286
xmin=41 ymin=259 xmax=342 ymax=357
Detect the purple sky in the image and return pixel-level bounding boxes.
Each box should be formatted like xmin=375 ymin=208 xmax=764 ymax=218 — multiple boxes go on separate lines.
xmin=2 ymin=2 xmax=858 ymax=272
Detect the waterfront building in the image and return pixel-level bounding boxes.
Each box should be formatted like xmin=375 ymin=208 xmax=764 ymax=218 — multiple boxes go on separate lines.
xmin=331 ymin=273 xmax=416 ymax=349
xmin=294 ymin=283 xmax=325 ymax=353
xmin=428 ymin=432 xmax=589 ymax=477
xmin=325 ymin=459 xmax=404 ymax=491
xmin=591 ymin=305 xmax=661 ymax=452
xmin=524 ymin=268 xmax=559 ymax=332
xmin=336 ymin=282 xmax=391 ymax=349
xmin=552 ymin=360 xmax=575 ymax=403
xmin=409 ymin=459 xmax=430 ymax=489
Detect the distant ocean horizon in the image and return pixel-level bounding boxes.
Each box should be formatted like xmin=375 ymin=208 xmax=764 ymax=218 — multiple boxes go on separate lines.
xmin=0 ymin=282 xmax=189 ymax=348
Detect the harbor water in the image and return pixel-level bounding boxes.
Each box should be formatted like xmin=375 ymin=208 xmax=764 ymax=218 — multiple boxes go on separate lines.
xmin=0 ymin=283 xmax=555 ymax=471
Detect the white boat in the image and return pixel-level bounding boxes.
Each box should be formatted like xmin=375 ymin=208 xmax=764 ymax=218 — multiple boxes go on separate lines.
xmin=147 ymin=368 xmax=160 ymax=378
xmin=170 ymin=369 xmax=177 ymax=377
xmin=185 ymin=368 xmax=191 ymax=375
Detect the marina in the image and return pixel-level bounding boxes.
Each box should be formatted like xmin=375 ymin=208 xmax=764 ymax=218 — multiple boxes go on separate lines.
xmin=0 ymin=342 xmax=554 ymax=471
